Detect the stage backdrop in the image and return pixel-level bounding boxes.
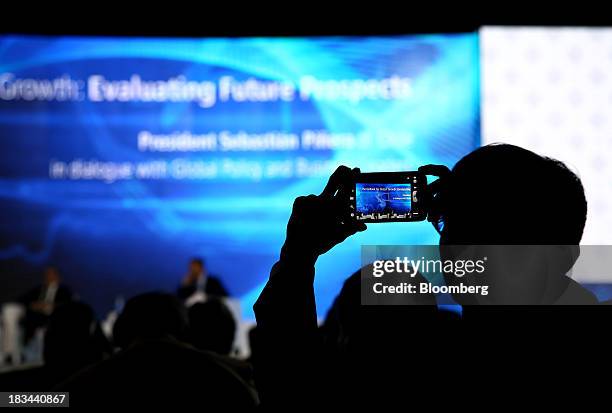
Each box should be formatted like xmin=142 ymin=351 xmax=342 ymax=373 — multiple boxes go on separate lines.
xmin=0 ymin=34 xmax=480 ymax=319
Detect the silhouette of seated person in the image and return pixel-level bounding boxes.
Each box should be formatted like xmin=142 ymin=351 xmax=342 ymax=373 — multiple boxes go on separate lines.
xmin=319 ymin=265 xmax=461 ymax=386
xmin=18 ymin=266 xmax=73 ymax=344
xmin=56 ymin=292 xmax=257 ymax=409
xmin=177 ymin=258 xmax=229 ymax=305
xmin=188 ymin=298 xmax=236 ymax=355
xmin=187 ymin=299 xmax=255 ymax=388
xmin=253 ymin=145 xmax=605 ymax=407
xmin=0 ymin=301 xmax=110 ymax=390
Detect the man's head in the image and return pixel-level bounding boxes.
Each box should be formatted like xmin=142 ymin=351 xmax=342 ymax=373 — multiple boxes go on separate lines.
xmin=44 ymin=266 xmax=61 ymax=285
xmin=188 ymin=298 xmax=236 ymax=355
xmin=112 ymin=292 xmax=188 ymax=349
xmin=433 ymin=144 xmax=589 ymax=304
xmin=439 ymin=144 xmax=587 ymax=245
xmin=189 ymin=257 xmax=206 ymax=277
xmin=44 ymin=301 xmax=110 ymax=369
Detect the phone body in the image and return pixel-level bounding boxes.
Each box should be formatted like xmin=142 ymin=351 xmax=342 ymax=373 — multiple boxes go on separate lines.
xmin=351 ymin=171 xmax=427 ymax=223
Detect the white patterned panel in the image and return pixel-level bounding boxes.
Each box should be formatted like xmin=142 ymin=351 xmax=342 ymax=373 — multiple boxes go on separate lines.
xmin=481 ymin=26 xmax=612 ymax=245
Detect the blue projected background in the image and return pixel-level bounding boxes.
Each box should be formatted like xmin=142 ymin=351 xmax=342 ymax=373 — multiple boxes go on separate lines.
xmin=0 ymin=34 xmax=480 ymax=319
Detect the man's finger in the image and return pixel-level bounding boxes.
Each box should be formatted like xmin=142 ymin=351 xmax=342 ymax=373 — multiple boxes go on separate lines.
xmin=333 ymin=167 xmax=360 ymax=201
xmin=426 ymin=178 xmax=444 ymax=195
xmin=418 ymin=164 xmax=451 ymax=178
xmin=334 ymin=221 xmax=366 ymax=244
xmin=320 ymin=165 xmax=352 ymax=199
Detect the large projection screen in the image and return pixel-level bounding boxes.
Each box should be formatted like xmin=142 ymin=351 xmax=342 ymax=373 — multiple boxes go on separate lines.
xmin=0 ymin=34 xmax=480 ymax=318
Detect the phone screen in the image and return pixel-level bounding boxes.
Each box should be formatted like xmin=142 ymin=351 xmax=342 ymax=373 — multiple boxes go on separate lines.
xmin=352 ymin=172 xmax=426 ymax=223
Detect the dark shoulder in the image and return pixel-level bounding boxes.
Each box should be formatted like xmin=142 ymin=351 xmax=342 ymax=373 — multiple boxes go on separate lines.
xmin=57 ymin=339 xmax=256 ymax=408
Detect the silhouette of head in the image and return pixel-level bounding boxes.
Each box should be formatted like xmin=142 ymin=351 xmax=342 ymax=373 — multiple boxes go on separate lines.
xmin=434 ymin=144 xmax=592 ymax=304
xmin=44 ymin=301 xmax=110 ymax=369
xmin=113 ymin=292 xmax=188 ymax=349
xmin=439 ymin=144 xmax=587 ymax=245
xmin=323 ymin=266 xmax=454 ymax=355
xmin=188 ymin=298 xmax=236 ymax=355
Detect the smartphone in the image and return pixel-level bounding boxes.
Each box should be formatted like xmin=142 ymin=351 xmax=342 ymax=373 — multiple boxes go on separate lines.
xmin=351 ymin=171 xmax=427 ymax=223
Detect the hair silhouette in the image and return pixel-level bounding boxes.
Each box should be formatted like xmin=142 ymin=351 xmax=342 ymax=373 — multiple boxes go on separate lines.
xmin=112 ymin=292 xmax=188 ymax=349
xmin=188 ymin=298 xmax=236 ymax=355
xmin=440 ymin=143 xmax=587 ymax=245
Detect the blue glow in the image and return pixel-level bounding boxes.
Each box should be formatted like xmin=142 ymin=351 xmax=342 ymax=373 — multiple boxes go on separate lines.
xmin=0 ymin=34 xmax=480 ymax=319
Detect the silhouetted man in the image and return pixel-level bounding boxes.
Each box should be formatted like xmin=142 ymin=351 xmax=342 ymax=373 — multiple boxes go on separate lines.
xmin=253 ymin=144 xmax=605 ymax=408
xmin=188 ymin=298 xmax=236 ymax=355
xmin=187 ymin=299 xmax=255 ymax=389
xmin=57 ymin=292 xmax=257 ymax=409
xmin=0 ymin=301 xmax=110 ymax=390
xmin=19 ymin=266 xmax=73 ymax=343
xmin=177 ymin=258 xmax=229 ymax=305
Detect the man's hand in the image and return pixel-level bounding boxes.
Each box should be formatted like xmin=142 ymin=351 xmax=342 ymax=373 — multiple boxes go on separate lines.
xmin=281 ymin=166 xmax=367 ymax=265
xmin=30 ymin=301 xmax=53 ymax=314
xmin=182 ymin=273 xmax=196 ymax=286
xmin=418 ymin=164 xmax=451 ymax=233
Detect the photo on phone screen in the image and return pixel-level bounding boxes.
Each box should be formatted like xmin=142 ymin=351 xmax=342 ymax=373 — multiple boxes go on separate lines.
xmin=351 ymin=172 xmax=426 ymax=223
